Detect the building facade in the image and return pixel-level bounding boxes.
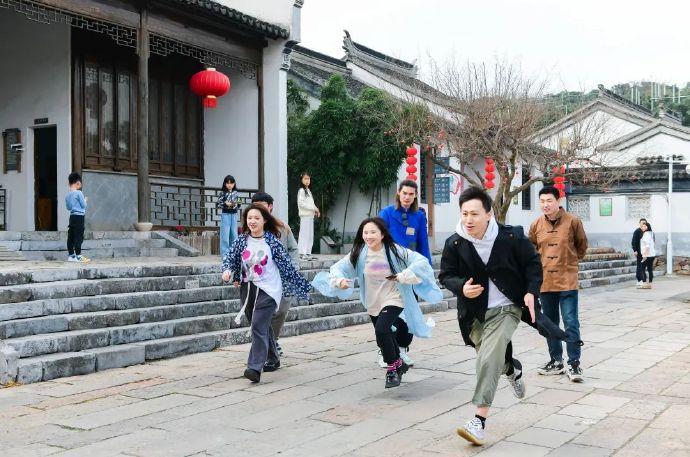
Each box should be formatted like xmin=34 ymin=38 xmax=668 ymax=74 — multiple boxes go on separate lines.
xmin=0 ymin=0 xmax=301 ymax=232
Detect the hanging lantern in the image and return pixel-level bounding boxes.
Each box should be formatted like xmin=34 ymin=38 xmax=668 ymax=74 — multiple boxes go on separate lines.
xmin=189 ymin=68 xmax=231 ymax=108
xmin=484 ymin=158 xmax=495 ymax=190
xmin=405 ymin=146 xmax=418 ymax=181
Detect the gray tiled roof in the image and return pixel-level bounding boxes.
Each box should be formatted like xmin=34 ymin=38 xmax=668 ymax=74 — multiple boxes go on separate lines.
xmin=168 ymin=0 xmax=290 ymax=39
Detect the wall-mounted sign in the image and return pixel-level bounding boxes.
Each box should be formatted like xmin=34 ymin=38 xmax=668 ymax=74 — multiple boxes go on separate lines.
xmin=433 ymin=177 xmax=450 ymax=204
xmin=599 ymin=197 xmax=612 ymax=217
xmin=34 ymin=118 xmax=49 ymax=125
xmin=434 ymin=157 xmax=450 ymax=175
xmin=2 ymin=128 xmax=22 ymax=173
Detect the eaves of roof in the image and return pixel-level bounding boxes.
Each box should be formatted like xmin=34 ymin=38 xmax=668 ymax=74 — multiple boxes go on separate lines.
xmin=166 ymin=0 xmax=290 ymax=39
xmin=598 ymin=121 xmax=690 ymax=151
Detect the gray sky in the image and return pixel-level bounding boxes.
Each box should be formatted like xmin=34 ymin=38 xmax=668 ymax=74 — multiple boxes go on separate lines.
xmin=300 ymin=0 xmax=690 ymax=93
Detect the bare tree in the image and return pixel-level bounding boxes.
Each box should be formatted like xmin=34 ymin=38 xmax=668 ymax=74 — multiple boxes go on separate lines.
xmin=396 ymin=59 xmax=634 ymax=223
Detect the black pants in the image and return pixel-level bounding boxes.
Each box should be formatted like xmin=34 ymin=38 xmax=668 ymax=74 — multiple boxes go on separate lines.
xmin=635 ymin=255 xmax=644 ymax=282
xmin=370 ymin=306 xmax=404 ymax=365
xmin=67 ymin=215 xmax=85 ymax=256
xmin=637 ymin=257 xmax=655 ymax=283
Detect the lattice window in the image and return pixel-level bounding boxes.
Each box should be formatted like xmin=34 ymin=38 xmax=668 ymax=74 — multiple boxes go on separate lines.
xmin=568 ymin=196 xmax=590 ymax=221
xmin=627 ymin=196 xmax=650 ymax=220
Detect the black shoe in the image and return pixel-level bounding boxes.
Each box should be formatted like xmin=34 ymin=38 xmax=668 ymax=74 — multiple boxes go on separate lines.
xmin=243 ymin=368 xmax=261 ymax=382
xmin=537 ymin=359 xmax=565 ymax=376
xmin=396 ymin=361 xmax=410 ymax=381
xmin=567 ymin=362 xmax=584 ymax=382
xmin=385 ymin=370 xmax=401 ymax=388
xmin=263 ymin=361 xmax=281 ymax=372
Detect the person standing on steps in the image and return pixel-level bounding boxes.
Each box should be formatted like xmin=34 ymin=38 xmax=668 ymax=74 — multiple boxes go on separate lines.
xmin=638 ymin=221 xmax=656 ymax=289
xmin=217 ymin=175 xmax=241 ymax=259
xmin=297 ymin=172 xmax=320 ymax=261
xmin=378 ymin=179 xmax=432 ymax=368
xmin=631 ymin=218 xmax=648 ymax=288
xmin=312 ymin=217 xmax=442 ymax=389
xmin=529 ymin=186 xmax=587 ymax=383
xmin=221 ymin=205 xmax=311 ymax=383
xmin=65 ymin=172 xmax=90 ymax=263
xmin=250 ymin=191 xmax=301 ymax=363
xmin=439 ymin=186 xmax=546 ymax=446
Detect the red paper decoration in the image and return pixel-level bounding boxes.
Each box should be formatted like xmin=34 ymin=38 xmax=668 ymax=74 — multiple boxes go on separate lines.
xmin=552 ymin=165 xmax=566 ymax=198
xmin=189 ymin=68 xmax=231 ymax=108
xmin=406 ymin=146 xmax=418 ymax=181
xmin=484 ymin=158 xmax=495 ymax=190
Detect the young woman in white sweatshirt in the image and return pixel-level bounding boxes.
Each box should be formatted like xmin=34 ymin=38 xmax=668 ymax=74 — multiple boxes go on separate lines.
xmin=297 ymin=172 xmax=320 ymax=261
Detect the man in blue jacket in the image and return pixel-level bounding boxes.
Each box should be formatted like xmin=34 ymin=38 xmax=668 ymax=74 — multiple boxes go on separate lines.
xmin=378 ymin=179 xmax=432 ymax=367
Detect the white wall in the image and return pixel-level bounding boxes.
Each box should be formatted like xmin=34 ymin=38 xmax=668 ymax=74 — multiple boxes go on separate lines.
xmin=203 ymin=64 xmax=260 ymax=192
xmin=0 ymin=11 xmax=71 ymax=231
xmin=215 ymin=0 xmax=294 ymax=29
xmin=262 ymin=44 xmax=290 ymax=221
xmin=617 ymin=131 xmax=690 ymax=163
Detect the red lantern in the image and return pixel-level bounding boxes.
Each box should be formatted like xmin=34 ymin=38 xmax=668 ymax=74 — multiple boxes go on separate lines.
xmin=407 ymin=174 xmax=417 ymax=181
xmin=189 ymin=68 xmax=231 ymax=108
xmin=485 ymin=172 xmax=495 ymax=181
xmin=485 ymin=181 xmax=495 ymax=189
xmin=484 ymin=158 xmax=496 ymax=190
xmin=553 ymin=176 xmax=565 ymax=184
xmin=485 ymin=164 xmax=495 ymax=173
xmin=406 ymin=165 xmax=417 ymax=174
xmin=406 ymin=156 xmax=418 ymax=166
xmin=406 ymin=147 xmax=417 ymax=156
xmin=485 ymin=158 xmax=494 ymax=165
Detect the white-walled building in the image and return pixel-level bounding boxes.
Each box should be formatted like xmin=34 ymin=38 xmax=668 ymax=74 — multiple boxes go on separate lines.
xmin=0 ymin=0 xmax=301 ymax=231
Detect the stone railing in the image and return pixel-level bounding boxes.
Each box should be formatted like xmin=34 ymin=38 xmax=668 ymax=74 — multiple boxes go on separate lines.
xmin=150 ymin=183 xmax=257 ymax=230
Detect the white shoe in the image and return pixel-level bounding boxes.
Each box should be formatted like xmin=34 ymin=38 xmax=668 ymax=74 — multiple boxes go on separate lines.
xmin=457 ymin=417 xmax=485 ymax=445
xmin=636 ymin=281 xmax=644 ymax=289
xmin=67 ymin=255 xmax=79 ymax=262
xmin=377 ymin=351 xmax=387 ymax=368
xmin=506 ymin=358 xmax=526 ymax=399
xmin=399 ymin=348 xmax=414 ymax=367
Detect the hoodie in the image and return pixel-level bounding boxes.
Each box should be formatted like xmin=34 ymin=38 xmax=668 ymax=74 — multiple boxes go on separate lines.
xmin=456 ymin=217 xmax=513 ymax=309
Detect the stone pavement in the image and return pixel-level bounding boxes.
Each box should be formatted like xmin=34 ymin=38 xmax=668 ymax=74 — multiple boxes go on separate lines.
xmin=1 ymin=277 xmax=690 ymax=457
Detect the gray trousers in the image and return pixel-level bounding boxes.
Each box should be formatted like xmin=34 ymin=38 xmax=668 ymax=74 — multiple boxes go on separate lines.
xmin=241 ymin=283 xmax=280 ymax=372
xmin=470 ymin=304 xmax=522 ymax=407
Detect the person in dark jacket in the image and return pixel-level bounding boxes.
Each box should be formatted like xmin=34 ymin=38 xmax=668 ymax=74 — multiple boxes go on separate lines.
xmin=439 ymin=186 xmax=575 ymax=446
xmin=631 ymin=218 xmax=648 ymax=286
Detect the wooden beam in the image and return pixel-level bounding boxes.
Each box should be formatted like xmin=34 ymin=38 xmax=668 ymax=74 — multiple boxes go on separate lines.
xmin=40 ymin=0 xmax=140 ymax=27
xmin=137 ymin=6 xmax=150 ymax=223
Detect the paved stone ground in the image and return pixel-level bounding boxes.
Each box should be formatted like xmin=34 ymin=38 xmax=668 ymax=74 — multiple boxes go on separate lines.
xmin=1 ymin=277 xmax=690 ymax=457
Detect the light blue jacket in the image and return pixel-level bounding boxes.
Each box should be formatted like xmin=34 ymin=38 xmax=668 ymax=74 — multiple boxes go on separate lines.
xmin=65 ymin=190 xmax=87 ymax=216
xmin=311 ymin=245 xmax=442 ymax=338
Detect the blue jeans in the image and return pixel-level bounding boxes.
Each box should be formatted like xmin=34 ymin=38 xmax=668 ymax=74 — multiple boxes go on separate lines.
xmin=539 ymin=290 xmax=581 ymax=365
xmin=220 ymin=212 xmax=238 ymax=258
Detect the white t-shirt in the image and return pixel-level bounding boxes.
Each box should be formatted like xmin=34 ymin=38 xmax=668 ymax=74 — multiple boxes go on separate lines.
xmin=242 ymin=236 xmax=282 ymax=307
xmin=363 ymin=248 xmax=404 ymax=316
xmin=641 ymin=231 xmax=656 ymax=257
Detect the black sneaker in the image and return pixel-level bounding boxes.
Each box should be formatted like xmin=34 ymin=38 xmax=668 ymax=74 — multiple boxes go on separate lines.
xmin=243 ymin=368 xmax=261 ymax=382
xmin=396 ymin=361 xmax=410 ymax=381
xmin=568 ymin=362 xmax=584 ymax=382
xmin=385 ymin=370 xmax=401 ymax=388
xmin=263 ymin=361 xmax=281 ymax=372
xmin=537 ymin=359 xmax=566 ymax=376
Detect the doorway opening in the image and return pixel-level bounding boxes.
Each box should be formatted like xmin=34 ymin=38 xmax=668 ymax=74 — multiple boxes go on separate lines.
xmin=34 ymin=126 xmax=58 ymax=231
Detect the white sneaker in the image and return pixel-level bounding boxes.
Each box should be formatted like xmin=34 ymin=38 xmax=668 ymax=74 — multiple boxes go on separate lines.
xmin=67 ymin=255 xmax=79 ymax=262
xmin=457 ymin=417 xmax=485 ymax=445
xmin=377 ymin=350 xmax=387 ymax=368
xmin=636 ymin=281 xmax=644 ymax=289
xmin=399 ymin=348 xmax=414 ymax=367
xmin=76 ymin=255 xmax=91 ymax=263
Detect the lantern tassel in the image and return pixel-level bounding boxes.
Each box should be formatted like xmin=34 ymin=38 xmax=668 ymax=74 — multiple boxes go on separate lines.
xmin=204 ymin=96 xmax=218 ymax=108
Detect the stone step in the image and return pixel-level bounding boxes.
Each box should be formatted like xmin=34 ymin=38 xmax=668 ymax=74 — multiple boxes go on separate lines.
xmin=579 ymin=273 xmax=637 ymax=289
xmin=582 ymin=253 xmax=629 ymax=262
xmin=585 ymin=247 xmax=616 ymax=255
xmin=18 ymin=247 xmax=180 ymax=261
xmin=578 ymin=259 xmax=636 ymax=271
xmin=578 ymin=266 xmax=637 ymax=280
xmin=13 ymin=300 xmax=449 ymax=384
xmin=0 ymin=231 xmax=155 ymax=241
xmin=16 ymin=239 xmax=167 ymax=251
xmin=0 ymin=273 xmax=224 ymax=306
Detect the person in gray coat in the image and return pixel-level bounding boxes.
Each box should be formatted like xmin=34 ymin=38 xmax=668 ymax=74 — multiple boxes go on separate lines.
xmin=251 ymin=192 xmax=301 ymax=366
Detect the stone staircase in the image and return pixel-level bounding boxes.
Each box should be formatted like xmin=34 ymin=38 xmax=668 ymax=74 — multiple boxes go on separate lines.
xmin=578 ymin=247 xmax=637 ymax=288
xmin=0 ymin=258 xmax=452 ymax=384
xmin=0 ymin=231 xmax=197 ymax=261
xmin=0 ymin=246 xmax=633 ymax=385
